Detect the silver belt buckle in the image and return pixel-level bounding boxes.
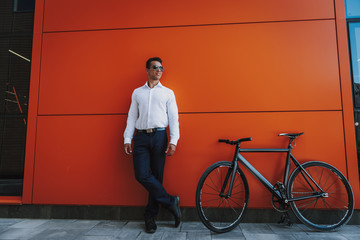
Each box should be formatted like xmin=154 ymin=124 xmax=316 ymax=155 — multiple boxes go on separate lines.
xmin=146 ymin=129 xmax=153 ymax=133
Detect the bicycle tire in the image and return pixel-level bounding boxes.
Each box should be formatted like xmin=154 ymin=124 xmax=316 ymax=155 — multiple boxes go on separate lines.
xmin=287 ymin=161 xmax=354 ymax=231
xmin=195 ymin=161 xmax=249 ymax=233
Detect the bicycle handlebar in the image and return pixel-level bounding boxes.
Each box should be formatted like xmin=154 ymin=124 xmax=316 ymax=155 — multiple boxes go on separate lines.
xmin=218 ymin=137 xmax=252 ymax=145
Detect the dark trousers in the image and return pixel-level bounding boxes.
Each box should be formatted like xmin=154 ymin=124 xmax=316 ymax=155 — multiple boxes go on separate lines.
xmin=133 ymin=130 xmax=175 ymax=219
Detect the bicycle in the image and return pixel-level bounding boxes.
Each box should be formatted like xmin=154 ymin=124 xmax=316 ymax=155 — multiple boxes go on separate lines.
xmin=195 ymin=132 xmax=354 ymax=232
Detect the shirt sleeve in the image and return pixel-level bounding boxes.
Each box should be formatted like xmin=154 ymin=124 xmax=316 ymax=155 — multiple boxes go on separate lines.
xmin=167 ymin=90 xmax=180 ymax=145
xmin=124 ymin=91 xmax=138 ymax=144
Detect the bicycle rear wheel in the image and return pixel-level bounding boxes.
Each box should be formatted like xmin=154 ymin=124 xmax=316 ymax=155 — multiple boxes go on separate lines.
xmin=195 ymin=161 xmax=249 ymax=233
xmin=287 ymin=161 xmax=354 ymax=231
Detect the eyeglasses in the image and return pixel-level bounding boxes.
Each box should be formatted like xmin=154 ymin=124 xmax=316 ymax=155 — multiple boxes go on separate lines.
xmin=151 ymin=65 xmax=165 ymax=72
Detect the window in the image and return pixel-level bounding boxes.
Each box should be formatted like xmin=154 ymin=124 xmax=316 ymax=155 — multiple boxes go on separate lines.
xmin=0 ymin=0 xmax=34 ymax=196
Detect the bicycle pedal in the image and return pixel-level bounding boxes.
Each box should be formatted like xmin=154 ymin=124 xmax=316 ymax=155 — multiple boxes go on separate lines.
xmin=278 ymin=213 xmax=292 ymax=226
xmin=277 ymin=215 xmax=286 ymax=224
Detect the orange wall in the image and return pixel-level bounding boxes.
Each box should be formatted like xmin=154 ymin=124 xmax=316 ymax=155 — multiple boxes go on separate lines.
xmin=20 ymin=0 xmax=360 ymax=208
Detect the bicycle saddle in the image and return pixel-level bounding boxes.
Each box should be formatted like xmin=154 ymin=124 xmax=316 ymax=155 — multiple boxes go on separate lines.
xmin=278 ymin=132 xmax=304 ymax=138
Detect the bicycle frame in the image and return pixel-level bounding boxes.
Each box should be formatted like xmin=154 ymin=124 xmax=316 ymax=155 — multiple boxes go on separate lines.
xmin=224 ymin=143 xmax=326 ymax=203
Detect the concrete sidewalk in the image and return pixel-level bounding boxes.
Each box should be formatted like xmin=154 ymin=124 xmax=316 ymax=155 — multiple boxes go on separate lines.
xmin=0 ymin=218 xmax=359 ymax=240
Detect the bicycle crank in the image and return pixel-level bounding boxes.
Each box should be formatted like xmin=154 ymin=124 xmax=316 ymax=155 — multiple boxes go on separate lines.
xmin=271 ymin=195 xmax=290 ymax=213
xmin=271 ymin=182 xmax=290 ymax=213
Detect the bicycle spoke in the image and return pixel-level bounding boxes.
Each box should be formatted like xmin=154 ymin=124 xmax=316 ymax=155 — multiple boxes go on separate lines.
xmin=327 ymin=185 xmax=346 ymax=195
xmin=300 ymin=197 xmax=319 ymax=220
xmin=231 ymin=191 xmax=244 ymax=199
xmin=224 ymin=198 xmax=240 ymax=215
xmin=324 ymin=178 xmax=342 ymax=193
xmin=322 ymin=170 xmax=331 ymax=190
xmin=202 ymin=197 xmax=221 ymax=205
xmin=288 ymin=162 xmax=353 ymax=230
xmin=204 ymin=181 xmax=221 ymax=193
xmin=208 ymin=174 xmax=220 ymax=192
xmin=227 ymin=196 xmax=244 ymax=208
xmin=295 ymin=174 xmax=311 ymax=191
xmin=214 ymin=168 xmax=222 ymax=188
xmin=202 ymin=192 xmax=221 ymax=196
xmin=323 ymin=196 xmax=349 ymax=210
xmin=218 ymin=196 xmax=226 ymax=208
xmin=321 ymin=198 xmax=348 ymax=221
xmin=295 ymin=198 xmax=318 ymax=210
xmin=306 ymin=168 xmax=324 ymax=192
xmin=196 ymin=162 xmax=248 ymax=232
xmin=203 ymin=198 xmax=220 ymax=211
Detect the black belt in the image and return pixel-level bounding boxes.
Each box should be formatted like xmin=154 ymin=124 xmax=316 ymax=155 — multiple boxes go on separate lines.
xmin=137 ymin=127 xmax=166 ymax=133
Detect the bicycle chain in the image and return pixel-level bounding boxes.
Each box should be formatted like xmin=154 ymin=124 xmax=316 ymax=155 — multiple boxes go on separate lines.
xmin=271 ymin=182 xmax=290 ymax=213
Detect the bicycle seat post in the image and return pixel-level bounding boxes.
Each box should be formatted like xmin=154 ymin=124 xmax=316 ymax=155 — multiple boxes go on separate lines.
xmin=278 ymin=132 xmax=304 ymax=149
xmin=288 ymin=138 xmax=295 ymax=149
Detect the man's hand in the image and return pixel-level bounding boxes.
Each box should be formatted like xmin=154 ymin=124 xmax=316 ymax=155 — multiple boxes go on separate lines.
xmin=124 ymin=143 xmax=133 ymax=155
xmin=165 ymin=144 xmax=176 ymax=156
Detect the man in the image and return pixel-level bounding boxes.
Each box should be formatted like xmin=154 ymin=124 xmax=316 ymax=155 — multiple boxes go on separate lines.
xmin=124 ymin=57 xmax=181 ymax=233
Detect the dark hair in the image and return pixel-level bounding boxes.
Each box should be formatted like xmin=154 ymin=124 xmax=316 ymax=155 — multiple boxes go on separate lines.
xmin=146 ymin=57 xmax=162 ymax=69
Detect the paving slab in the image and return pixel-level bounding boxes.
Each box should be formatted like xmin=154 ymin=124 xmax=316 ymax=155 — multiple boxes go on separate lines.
xmin=115 ymin=230 xmax=141 ymax=239
xmin=148 ymin=221 xmax=181 ymax=232
xmin=136 ymin=231 xmax=164 ymax=240
xmin=211 ymin=229 xmax=245 ymax=240
xmin=243 ymin=233 xmax=297 ymax=240
xmin=121 ymin=221 xmax=144 ymax=231
xmin=34 ymin=219 xmax=77 ymax=230
xmin=0 ymin=226 xmax=8 ymax=235
xmin=9 ymin=219 xmax=48 ymax=229
xmin=186 ymin=231 xmax=212 ymax=240
xmin=239 ymin=223 xmax=274 ymax=234
xmin=84 ymin=227 xmax=122 ymax=237
xmin=91 ymin=221 xmax=126 ymax=229
xmin=181 ymin=222 xmax=210 ymax=231
xmin=28 ymin=229 xmax=86 ymax=240
xmin=267 ymin=223 xmax=306 ymax=234
xmin=76 ymin=236 xmax=116 ymax=240
xmin=161 ymin=232 xmax=186 ymax=240
xmin=292 ymin=234 xmax=349 ymax=240
xmin=63 ymin=220 xmax=100 ymax=230
xmin=0 ymin=227 xmax=45 ymax=240
xmin=83 ymin=221 xmax=125 ymax=237
xmin=0 ymin=219 xmax=23 ymax=227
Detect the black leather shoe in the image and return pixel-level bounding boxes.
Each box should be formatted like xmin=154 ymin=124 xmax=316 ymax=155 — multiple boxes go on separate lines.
xmin=169 ymin=196 xmax=181 ymax=227
xmin=145 ymin=217 xmax=157 ymax=233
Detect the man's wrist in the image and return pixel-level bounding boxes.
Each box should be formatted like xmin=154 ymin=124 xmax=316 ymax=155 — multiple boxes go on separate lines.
xmin=169 ymin=140 xmax=178 ymax=146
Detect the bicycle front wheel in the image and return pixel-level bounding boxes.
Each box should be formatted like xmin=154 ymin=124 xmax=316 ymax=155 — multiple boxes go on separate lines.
xmin=195 ymin=161 xmax=249 ymax=233
xmin=287 ymin=161 xmax=354 ymax=231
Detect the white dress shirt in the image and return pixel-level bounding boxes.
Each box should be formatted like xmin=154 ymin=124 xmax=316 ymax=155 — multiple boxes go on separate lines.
xmin=124 ymin=81 xmax=180 ymax=146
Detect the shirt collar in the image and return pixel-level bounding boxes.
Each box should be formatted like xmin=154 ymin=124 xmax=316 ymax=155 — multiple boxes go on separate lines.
xmin=144 ymin=81 xmax=163 ymax=89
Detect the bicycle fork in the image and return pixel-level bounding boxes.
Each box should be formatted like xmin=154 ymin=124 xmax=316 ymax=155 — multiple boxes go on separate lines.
xmin=220 ymin=160 xmax=239 ymax=199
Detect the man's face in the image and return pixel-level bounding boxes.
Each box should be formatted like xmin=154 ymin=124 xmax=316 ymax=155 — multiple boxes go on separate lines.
xmin=146 ymin=61 xmax=163 ymax=81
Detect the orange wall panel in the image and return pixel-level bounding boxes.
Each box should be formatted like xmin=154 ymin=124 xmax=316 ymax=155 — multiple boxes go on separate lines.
xmin=33 ymin=115 xmax=139 ymax=205
xmin=38 ymin=20 xmax=341 ymax=115
xmin=43 ymin=0 xmax=334 ymax=32
xmin=33 ymin=111 xmax=345 ymax=207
